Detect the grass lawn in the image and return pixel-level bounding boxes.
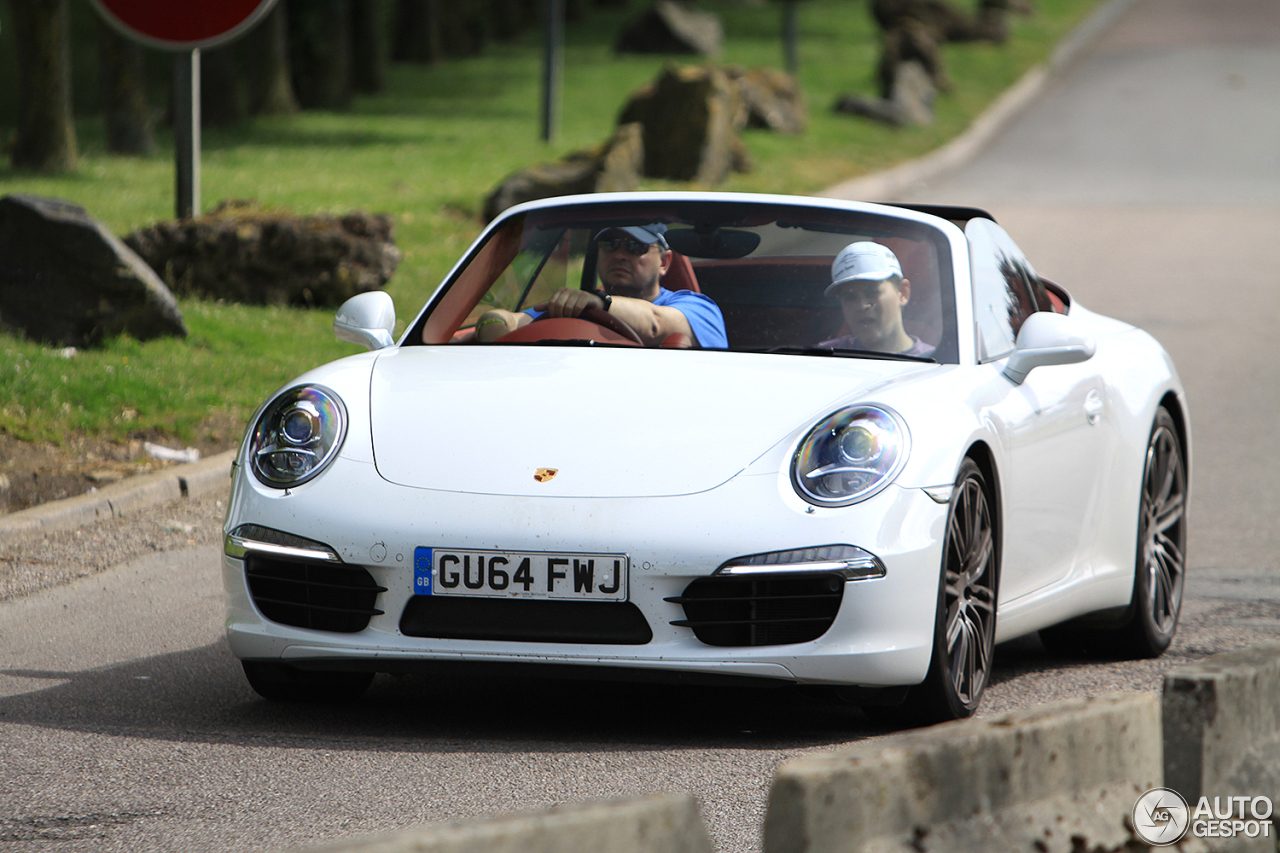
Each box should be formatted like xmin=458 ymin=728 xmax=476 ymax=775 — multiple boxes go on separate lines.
xmin=0 ymin=0 xmax=1103 ymax=448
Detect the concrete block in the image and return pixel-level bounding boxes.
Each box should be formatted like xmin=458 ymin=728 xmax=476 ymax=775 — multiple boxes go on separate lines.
xmin=763 ymin=693 xmax=1160 ymax=853
xmin=277 ymin=794 xmax=714 ymax=853
xmin=1163 ymin=640 xmax=1280 ymax=809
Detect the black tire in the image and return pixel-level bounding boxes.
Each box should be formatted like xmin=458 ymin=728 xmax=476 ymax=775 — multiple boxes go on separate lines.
xmin=241 ymin=661 xmax=374 ymax=703
xmin=902 ymin=458 xmax=999 ymax=724
xmin=1039 ymin=407 xmax=1187 ymax=659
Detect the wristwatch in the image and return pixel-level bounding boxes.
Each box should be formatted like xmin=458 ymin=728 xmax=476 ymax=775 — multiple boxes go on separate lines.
xmin=592 ymin=289 xmax=612 ymax=313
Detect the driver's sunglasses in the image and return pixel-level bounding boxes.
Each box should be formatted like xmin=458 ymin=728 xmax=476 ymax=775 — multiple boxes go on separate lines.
xmin=598 ymin=234 xmax=658 ymax=256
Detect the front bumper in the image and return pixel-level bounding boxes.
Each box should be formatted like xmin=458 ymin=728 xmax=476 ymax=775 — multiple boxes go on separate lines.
xmin=223 ymin=454 xmax=948 ymax=688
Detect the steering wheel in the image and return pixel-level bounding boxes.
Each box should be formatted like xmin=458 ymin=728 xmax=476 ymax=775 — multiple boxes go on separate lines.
xmin=528 ymin=305 xmax=645 ymax=346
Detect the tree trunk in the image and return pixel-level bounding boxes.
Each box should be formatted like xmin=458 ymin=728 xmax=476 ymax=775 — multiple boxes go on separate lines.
xmin=201 ymin=44 xmax=247 ymax=126
xmin=441 ymin=0 xmax=490 ymax=56
xmin=349 ymin=0 xmax=386 ymax=94
xmin=489 ymin=0 xmax=536 ymax=41
xmin=290 ymin=0 xmax=352 ymax=109
xmin=391 ymin=0 xmax=443 ymax=64
xmin=392 ymin=0 xmax=492 ymax=62
xmin=243 ymin=1 xmax=299 ymax=115
xmin=7 ymin=0 xmax=78 ymax=172
xmin=95 ymin=15 xmax=155 ymax=156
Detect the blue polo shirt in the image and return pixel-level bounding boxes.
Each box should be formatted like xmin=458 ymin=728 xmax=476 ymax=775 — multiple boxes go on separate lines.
xmin=652 ymin=288 xmax=727 ymax=348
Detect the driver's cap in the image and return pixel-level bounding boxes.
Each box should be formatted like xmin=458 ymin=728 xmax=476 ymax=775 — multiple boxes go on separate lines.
xmin=600 ymin=224 xmax=669 ymax=249
xmin=825 ymin=242 xmax=902 ymax=296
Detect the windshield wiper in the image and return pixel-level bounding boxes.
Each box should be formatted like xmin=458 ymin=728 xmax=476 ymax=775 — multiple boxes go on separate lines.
xmin=759 ymin=345 xmax=936 ymax=363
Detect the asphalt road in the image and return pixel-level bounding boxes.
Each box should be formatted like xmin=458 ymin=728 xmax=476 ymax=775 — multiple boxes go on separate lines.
xmin=2 ymin=1 xmax=1278 ymax=851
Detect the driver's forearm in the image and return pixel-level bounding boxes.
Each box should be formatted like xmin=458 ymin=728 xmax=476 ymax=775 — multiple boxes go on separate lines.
xmin=608 ymin=297 xmax=692 ymax=346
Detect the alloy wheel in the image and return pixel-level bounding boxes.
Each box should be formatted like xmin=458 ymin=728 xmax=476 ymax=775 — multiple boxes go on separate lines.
xmin=943 ymin=470 xmax=998 ymax=708
xmin=1140 ymin=416 xmax=1186 ymax=638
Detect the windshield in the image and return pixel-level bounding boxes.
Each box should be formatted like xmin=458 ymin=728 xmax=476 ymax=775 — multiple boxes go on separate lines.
xmin=410 ymin=199 xmax=958 ymax=364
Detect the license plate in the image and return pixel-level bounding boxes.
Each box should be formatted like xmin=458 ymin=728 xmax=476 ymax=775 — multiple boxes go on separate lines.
xmin=413 ymin=547 xmax=628 ymax=601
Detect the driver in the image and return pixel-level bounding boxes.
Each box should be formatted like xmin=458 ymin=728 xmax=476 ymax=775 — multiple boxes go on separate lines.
xmin=820 ymin=241 xmax=936 ymax=357
xmin=474 ymin=224 xmax=727 ymax=348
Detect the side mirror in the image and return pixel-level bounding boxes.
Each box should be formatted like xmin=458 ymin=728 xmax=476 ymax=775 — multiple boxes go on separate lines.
xmin=1003 ymin=311 xmax=1095 ymax=385
xmin=334 ymin=291 xmax=396 ymax=351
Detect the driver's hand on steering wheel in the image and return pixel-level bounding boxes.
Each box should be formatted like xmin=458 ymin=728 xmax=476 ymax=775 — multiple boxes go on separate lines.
xmin=532 ymin=288 xmax=607 ymax=319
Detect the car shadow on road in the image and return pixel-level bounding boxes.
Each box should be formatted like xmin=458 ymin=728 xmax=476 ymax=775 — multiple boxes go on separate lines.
xmin=0 ymin=641 xmax=907 ymax=754
xmin=9 ymin=625 xmax=1251 ymax=752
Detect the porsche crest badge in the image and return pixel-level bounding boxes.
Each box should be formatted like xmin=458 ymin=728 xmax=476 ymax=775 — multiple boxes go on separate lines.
xmin=534 ymin=468 xmax=558 ymax=482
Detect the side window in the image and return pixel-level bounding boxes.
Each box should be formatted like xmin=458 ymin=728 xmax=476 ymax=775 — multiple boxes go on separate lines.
xmin=965 ymin=218 xmax=1050 ymax=361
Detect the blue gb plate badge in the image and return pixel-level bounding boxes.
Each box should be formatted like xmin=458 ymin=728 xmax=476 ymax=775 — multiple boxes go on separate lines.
xmin=413 ymin=547 xmax=433 ymax=595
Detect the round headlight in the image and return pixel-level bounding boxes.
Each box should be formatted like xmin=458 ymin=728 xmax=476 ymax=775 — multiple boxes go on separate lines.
xmin=792 ymin=405 xmax=909 ymax=506
xmin=249 ymin=385 xmax=347 ymax=488
xmin=280 ymin=402 xmax=322 ymax=446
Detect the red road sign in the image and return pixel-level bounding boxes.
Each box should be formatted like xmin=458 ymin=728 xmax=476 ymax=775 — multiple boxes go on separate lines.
xmin=90 ymin=0 xmax=278 ymax=51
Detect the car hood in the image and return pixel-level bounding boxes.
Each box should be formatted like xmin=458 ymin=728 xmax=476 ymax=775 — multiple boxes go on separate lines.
xmin=369 ymin=346 xmax=925 ymax=497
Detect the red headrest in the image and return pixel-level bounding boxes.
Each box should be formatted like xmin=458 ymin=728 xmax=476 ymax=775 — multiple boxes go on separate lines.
xmin=661 ymin=252 xmax=700 ymax=293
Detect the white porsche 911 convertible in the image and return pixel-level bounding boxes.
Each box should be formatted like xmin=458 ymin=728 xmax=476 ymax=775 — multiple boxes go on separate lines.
xmin=223 ymin=192 xmax=1189 ymax=723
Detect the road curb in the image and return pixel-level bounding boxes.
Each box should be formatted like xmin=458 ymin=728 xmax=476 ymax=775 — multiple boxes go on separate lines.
xmin=762 ymin=693 xmax=1161 ymax=853
xmin=0 ymin=449 xmax=236 ymax=547
xmin=819 ymin=0 xmax=1145 ymax=203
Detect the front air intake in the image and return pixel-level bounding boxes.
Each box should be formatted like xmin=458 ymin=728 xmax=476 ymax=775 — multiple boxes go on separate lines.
xmin=667 ymin=573 xmax=845 ymax=647
xmin=245 ymin=555 xmax=386 ymax=633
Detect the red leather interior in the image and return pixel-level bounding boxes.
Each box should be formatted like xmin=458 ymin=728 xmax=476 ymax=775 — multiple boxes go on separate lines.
xmin=661 ymin=252 xmax=700 ymax=293
xmin=1041 ymin=278 xmax=1071 ymax=313
xmin=661 ymin=333 xmax=693 ymax=349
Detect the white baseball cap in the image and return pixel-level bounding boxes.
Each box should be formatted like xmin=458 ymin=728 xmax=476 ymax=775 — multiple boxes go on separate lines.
xmin=825 ymin=242 xmax=903 ymax=296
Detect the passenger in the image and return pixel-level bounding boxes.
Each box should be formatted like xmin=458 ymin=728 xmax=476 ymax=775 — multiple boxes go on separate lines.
xmin=474 ymin=224 xmax=727 ymax=348
xmin=820 ymin=242 xmax=936 ymax=357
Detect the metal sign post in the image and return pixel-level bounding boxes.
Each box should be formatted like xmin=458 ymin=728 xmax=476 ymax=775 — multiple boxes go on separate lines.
xmin=173 ymin=49 xmax=201 ymax=219
xmin=782 ymin=0 xmax=799 ymax=77
xmin=541 ymin=0 xmax=564 ymax=143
